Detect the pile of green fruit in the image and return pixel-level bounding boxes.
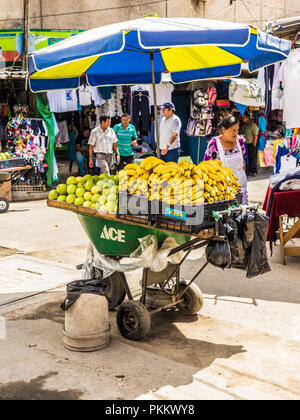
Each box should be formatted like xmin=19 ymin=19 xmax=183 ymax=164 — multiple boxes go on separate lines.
xmin=48 ymin=173 xmax=119 ymax=213
xmin=0 ymin=152 xmax=12 ymax=160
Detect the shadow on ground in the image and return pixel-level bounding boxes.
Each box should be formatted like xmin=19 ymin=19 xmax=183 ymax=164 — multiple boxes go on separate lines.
xmin=0 ymin=372 xmax=83 ymax=400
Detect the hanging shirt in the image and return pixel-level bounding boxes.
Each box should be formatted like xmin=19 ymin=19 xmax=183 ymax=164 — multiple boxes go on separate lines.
xmin=131 ymin=83 xmax=174 ymax=107
xmin=88 ymin=126 xmax=118 ymax=154
xmin=47 ymin=90 xmax=79 ymax=113
xmin=113 ymin=123 xmax=138 ymax=157
xmin=78 ymin=85 xmax=92 ymax=106
xmin=278 ymin=50 xmax=300 ymax=129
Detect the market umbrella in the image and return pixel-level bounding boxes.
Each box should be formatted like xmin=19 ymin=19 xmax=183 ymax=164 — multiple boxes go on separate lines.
xmin=28 ymin=16 xmax=290 ymax=154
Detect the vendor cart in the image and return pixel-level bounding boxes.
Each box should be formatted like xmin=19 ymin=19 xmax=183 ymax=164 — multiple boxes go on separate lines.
xmin=48 ymin=199 xmax=216 ymax=341
xmin=0 ymin=166 xmax=31 ymax=213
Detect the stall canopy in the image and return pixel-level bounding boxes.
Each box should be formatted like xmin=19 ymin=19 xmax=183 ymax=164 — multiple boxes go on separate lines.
xmin=28 ymin=16 xmax=291 ymax=93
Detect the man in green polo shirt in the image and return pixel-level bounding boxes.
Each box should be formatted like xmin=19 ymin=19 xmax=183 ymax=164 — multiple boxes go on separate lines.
xmin=113 ymin=113 xmax=139 ymax=170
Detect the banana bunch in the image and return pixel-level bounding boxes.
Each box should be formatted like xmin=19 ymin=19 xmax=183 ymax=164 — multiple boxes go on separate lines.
xmin=118 ymin=156 xmax=240 ymax=206
xmin=198 ymin=160 xmax=240 ymax=204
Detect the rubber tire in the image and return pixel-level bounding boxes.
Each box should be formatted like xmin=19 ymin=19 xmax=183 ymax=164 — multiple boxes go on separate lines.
xmin=117 ymin=300 xmax=151 ymax=341
xmin=176 ymin=282 xmax=204 ymax=315
xmin=101 ymin=272 xmax=126 ymax=311
xmin=0 ymin=197 xmax=9 ymax=213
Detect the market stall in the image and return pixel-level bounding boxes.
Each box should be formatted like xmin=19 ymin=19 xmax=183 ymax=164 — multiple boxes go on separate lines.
xmin=27 ymin=16 xmax=289 ymax=340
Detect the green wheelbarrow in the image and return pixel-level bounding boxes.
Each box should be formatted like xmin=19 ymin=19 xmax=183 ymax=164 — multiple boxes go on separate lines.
xmin=48 ymin=200 xmax=215 ymax=341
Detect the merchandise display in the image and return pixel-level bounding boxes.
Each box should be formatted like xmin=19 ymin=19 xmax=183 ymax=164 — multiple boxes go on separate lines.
xmin=118 ymin=157 xmax=240 ymax=205
xmin=48 ymin=173 xmax=119 ymax=213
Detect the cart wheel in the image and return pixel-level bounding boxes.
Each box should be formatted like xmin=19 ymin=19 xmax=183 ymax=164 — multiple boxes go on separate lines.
xmin=117 ymin=300 xmax=151 ymax=341
xmin=0 ymin=197 xmax=9 ymax=214
xmin=100 ymin=272 xmax=126 ymax=311
xmin=176 ymin=282 xmax=204 ymax=315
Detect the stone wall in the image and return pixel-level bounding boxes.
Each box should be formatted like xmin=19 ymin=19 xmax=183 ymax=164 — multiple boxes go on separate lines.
xmin=0 ymin=0 xmax=299 ymax=31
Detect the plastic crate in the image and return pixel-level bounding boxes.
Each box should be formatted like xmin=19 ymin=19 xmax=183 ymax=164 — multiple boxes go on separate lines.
xmin=155 ymin=199 xmax=238 ymax=234
xmin=0 ymin=158 xmax=27 ymax=170
xmin=12 ymin=183 xmax=46 ymax=192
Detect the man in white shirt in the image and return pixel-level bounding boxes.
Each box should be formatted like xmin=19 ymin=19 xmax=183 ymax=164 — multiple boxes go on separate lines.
xmin=159 ymin=102 xmax=182 ymax=163
xmin=88 ymin=116 xmax=120 ymax=175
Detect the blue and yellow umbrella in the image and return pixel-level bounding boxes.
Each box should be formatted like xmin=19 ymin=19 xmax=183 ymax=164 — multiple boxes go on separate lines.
xmin=28 ymin=16 xmax=290 ymax=150
xmin=28 ymin=16 xmax=290 ymax=92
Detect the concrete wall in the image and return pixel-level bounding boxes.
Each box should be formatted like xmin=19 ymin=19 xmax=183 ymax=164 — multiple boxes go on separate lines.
xmin=0 ymin=0 xmax=300 ymax=31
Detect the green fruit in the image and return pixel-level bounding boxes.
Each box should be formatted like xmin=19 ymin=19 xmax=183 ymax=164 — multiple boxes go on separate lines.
xmin=74 ymin=197 xmax=84 ymax=206
xmin=107 ymin=193 xmax=117 ymax=202
xmin=98 ymin=196 xmax=107 ymax=206
xmin=66 ymin=194 xmax=76 ymax=204
xmin=102 ymin=189 xmax=110 ymax=196
xmin=91 ymin=203 xmax=98 ymax=209
xmin=100 ymin=173 xmax=110 ymax=180
xmin=83 ymin=201 xmax=91 ymax=208
xmin=76 ymin=187 xmax=85 ymax=197
xmin=84 ymin=192 xmax=93 ymax=201
xmin=92 ymin=194 xmax=101 ymax=203
xmin=67 ymin=185 xmax=76 ymax=195
xmin=92 ymin=175 xmax=100 ymax=183
xmin=57 ymin=184 xmax=67 ymax=195
xmin=99 ymin=205 xmax=107 ymax=212
xmin=91 ymin=186 xmax=98 ymax=195
xmin=76 ymin=176 xmax=84 ymax=184
xmin=85 ymin=180 xmax=94 ymax=191
xmin=83 ymin=174 xmax=93 ymax=182
xmin=77 ymin=182 xmax=84 ymax=188
xmin=109 ymin=185 xmax=117 ymax=194
xmin=96 ymin=180 xmax=105 ymax=192
xmin=48 ymin=190 xmax=58 ymax=200
xmin=105 ymin=202 xmax=115 ymax=212
xmin=67 ymin=176 xmax=77 ymax=185
xmin=57 ymin=195 xmax=67 ymax=202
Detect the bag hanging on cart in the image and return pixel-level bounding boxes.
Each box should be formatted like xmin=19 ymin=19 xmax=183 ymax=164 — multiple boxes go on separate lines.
xmin=205 ymin=223 xmax=232 ymax=269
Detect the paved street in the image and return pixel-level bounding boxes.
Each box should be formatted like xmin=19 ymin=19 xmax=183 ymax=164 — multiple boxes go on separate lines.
xmin=0 ymin=175 xmax=299 ymax=400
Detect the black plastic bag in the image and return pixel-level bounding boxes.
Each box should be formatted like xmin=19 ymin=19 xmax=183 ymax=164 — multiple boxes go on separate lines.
xmin=206 ymin=237 xmax=232 ymax=270
xmin=222 ymin=217 xmax=243 ymax=267
xmin=60 ymin=278 xmax=105 ymax=311
xmin=247 ymin=214 xmax=271 ymax=278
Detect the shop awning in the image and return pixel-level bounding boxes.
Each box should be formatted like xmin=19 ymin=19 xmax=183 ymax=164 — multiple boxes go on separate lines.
xmin=27 ymin=16 xmax=291 ymax=92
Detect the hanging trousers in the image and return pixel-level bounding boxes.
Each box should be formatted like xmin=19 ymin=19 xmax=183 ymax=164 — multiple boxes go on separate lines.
xmin=131 ymin=91 xmax=150 ymax=134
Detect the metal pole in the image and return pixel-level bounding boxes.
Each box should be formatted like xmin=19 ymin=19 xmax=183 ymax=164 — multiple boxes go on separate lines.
xmin=150 ymin=51 xmax=161 ymax=157
xmin=40 ymin=0 xmax=43 ymax=29
xmin=23 ymin=0 xmax=29 ymax=71
xmin=165 ymin=0 xmax=168 ymax=17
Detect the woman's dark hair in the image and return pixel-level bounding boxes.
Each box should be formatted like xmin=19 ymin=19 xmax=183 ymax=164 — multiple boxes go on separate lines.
xmin=219 ymin=116 xmax=239 ymax=130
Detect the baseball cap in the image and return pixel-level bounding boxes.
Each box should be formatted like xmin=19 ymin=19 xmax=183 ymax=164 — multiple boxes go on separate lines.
xmin=160 ymin=101 xmax=176 ymax=110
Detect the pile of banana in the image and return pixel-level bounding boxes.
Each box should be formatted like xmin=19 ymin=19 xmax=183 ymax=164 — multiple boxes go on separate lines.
xmin=118 ymin=156 xmax=240 ymax=206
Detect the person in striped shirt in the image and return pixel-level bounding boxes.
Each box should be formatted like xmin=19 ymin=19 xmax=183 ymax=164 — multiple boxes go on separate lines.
xmin=113 ymin=113 xmax=139 ymax=170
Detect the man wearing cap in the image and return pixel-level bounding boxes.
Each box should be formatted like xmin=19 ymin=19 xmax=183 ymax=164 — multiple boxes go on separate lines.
xmin=159 ymin=102 xmax=182 ymax=163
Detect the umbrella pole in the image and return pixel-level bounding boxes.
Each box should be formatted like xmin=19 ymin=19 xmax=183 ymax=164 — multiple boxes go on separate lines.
xmin=150 ymin=52 xmax=160 ymax=158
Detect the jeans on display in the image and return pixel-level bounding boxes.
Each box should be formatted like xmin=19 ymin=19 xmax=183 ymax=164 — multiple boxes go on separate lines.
xmin=161 ymin=147 xmax=181 ymax=163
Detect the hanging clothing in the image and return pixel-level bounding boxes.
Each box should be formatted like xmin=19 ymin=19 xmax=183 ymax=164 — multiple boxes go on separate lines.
xmin=257 ymin=115 xmax=268 ymax=151
xmin=55 ymin=121 xmax=70 ymax=147
xmin=47 ymin=90 xmax=79 ymax=113
xmin=131 ymin=90 xmax=150 ymax=134
xmin=78 ymin=85 xmax=93 ymax=106
xmin=278 ymin=50 xmax=300 ymax=129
